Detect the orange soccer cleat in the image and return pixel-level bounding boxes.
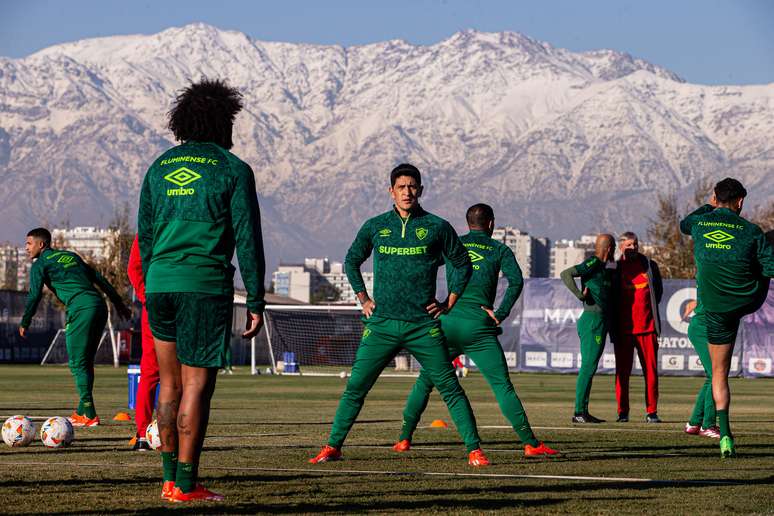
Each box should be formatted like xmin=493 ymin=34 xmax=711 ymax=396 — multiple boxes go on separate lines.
xmin=68 ymin=413 xmax=100 ymax=427
xmin=524 ymin=442 xmax=561 ymax=457
xmin=169 ymin=484 xmax=224 ymax=502
xmin=309 ymin=445 xmax=342 ymax=464
xmin=161 ymin=481 xmax=176 ymax=500
xmin=468 ymin=448 xmax=490 ymax=467
xmin=392 ymin=439 xmax=411 ymax=452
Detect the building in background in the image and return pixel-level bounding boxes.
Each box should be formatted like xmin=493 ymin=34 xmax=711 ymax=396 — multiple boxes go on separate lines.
xmin=549 ymin=235 xmax=596 ymax=278
xmin=0 ymin=245 xmax=33 ymax=291
xmin=52 ymin=227 xmax=119 ymax=261
xmin=272 ymin=258 xmax=373 ymax=304
xmin=491 ymin=226 xmax=549 ymax=278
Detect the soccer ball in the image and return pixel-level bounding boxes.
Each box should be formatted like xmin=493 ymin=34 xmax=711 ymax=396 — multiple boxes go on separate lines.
xmin=339 ymin=371 xmax=347 ymax=379
xmin=146 ymin=420 xmax=162 ymax=450
xmin=2 ymin=415 xmax=36 ymax=447
xmin=40 ymin=417 xmax=74 ymax=448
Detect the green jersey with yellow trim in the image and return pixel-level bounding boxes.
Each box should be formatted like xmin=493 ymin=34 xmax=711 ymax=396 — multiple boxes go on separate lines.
xmin=21 ymin=248 xmax=121 ymax=328
xmin=345 ymin=206 xmax=472 ymax=322
xmin=680 ymin=204 xmax=774 ymax=313
xmin=446 ymin=230 xmax=523 ymax=323
xmin=137 ymin=141 xmax=266 ymax=314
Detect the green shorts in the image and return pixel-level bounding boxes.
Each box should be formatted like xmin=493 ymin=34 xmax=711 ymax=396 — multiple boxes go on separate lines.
xmin=704 ymin=309 xmax=742 ymax=345
xmin=146 ymin=292 xmax=233 ymax=368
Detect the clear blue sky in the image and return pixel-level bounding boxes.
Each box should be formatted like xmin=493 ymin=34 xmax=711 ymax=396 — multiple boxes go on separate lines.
xmin=2 ymin=0 xmax=773 ymax=85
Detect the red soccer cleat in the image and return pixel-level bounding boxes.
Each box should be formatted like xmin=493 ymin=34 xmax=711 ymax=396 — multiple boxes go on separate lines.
xmin=68 ymin=413 xmax=100 ymax=427
xmin=684 ymin=422 xmax=701 ymax=435
xmin=161 ymin=481 xmax=175 ymax=500
xmin=468 ymin=448 xmax=490 ymax=467
xmin=699 ymin=426 xmax=721 ymax=439
xmin=309 ymin=445 xmax=342 ymax=464
xmin=393 ymin=439 xmax=411 ymax=452
xmin=524 ymin=442 xmax=561 ymax=457
xmin=169 ymin=484 xmax=224 ymax=502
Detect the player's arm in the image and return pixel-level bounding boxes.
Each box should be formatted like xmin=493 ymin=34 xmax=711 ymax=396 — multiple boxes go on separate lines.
xmin=83 ymin=258 xmax=130 ymax=319
xmin=137 ymin=172 xmax=154 ymax=279
xmin=753 ymin=226 xmax=774 ymax=278
xmin=345 ymin=221 xmax=375 ymax=317
xmin=127 ymin=234 xmax=145 ymax=303
xmin=491 ymin=246 xmax=523 ymax=324
xmin=560 ymin=265 xmax=586 ymax=301
xmin=679 ymin=204 xmax=714 ymax=235
xmin=19 ymin=262 xmax=45 ymax=335
xmin=431 ymin=222 xmax=472 ymax=316
xmin=230 ymin=162 xmax=266 ymax=337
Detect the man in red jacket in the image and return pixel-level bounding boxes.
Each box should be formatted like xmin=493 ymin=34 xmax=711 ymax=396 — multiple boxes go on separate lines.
xmin=612 ymin=232 xmax=663 ymax=423
xmin=128 ymin=234 xmax=159 ymax=451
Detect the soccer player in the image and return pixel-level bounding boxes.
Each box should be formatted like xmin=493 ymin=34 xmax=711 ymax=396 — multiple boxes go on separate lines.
xmin=138 ymin=79 xmax=266 ymax=501
xmin=612 ymin=232 xmax=663 ymax=423
xmin=19 ymin=227 xmax=131 ymax=427
xmin=561 ymin=234 xmax=615 ymax=424
xmin=392 ymin=204 xmax=559 ymax=457
xmin=682 ymin=298 xmax=720 ymax=439
xmin=127 ymin=234 xmax=158 ymax=451
xmin=680 ymin=178 xmax=774 ymax=458
xmin=310 ymin=164 xmax=490 ymax=467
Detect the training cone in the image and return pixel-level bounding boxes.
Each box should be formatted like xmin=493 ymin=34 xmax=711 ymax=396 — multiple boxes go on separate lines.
xmin=430 ymin=419 xmax=448 ymax=428
xmin=113 ymin=412 xmax=132 ymax=421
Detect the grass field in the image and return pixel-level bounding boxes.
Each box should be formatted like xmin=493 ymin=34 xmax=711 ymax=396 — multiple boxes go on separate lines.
xmin=1 ymin=365 xmax=773 ymax=514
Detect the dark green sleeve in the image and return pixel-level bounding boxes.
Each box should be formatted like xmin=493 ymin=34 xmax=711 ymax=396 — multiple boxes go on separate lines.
xmin=754 ymin=226 xmax=774 ymax=278
xmin=83 ymin=258 xmax=125 ymax=308
xmin=494 ymin=245 xmax=523 ymax=322
xmin=231 ymin=162 xmax=266 ymax=314
xmin=345 ymin=221 xmax=373 ymax=295
xmin=680 ymin=204 xmax=713 ymax=235
xmin=560 ymin=265 xmax=584 ymax=301
xmin=137 ymin=171 xmax=154 ymax=279
xmin=20 ymin=262 xmax=45 ymax=328
xmin=441 ymin=222 xmax=472 ymax=296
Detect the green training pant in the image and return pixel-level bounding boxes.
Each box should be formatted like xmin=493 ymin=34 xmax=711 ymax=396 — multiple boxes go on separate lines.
xmin=328 ymin=317 xmax=482 ymax=452
xmin=399 ymin=315 xmax=538 ymax=447
xmin=688 ymin=313 xmax=715 ymax=428
xmin=66 ymin=302 xmax=108 ymax=418
xmin=574 ymin=311 xmax=608 ymax=415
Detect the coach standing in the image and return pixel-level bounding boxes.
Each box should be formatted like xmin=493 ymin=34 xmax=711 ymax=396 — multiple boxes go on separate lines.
xmin=611 ymin=232 xmax=663 ymax=423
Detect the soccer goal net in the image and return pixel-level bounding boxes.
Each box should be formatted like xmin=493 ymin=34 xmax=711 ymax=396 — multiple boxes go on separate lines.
xmin=257 ymin=305 xmax=419 ymax=377
xmin=40 ymin=329 xmax=119 ymax=366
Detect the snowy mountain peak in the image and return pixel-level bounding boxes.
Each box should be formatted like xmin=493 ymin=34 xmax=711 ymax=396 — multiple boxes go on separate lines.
xmin=1 ymin=24 xmax=772 ymax=273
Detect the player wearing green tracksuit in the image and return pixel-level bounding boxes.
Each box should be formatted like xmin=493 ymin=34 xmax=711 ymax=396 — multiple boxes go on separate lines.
xmin=679 ymin=178 xmax=774 ymax=458
xmin=561 ymin=234 xmax=615 ymax=423
xmin=685 ymin=298 xmax=716 ymax=435
xmin=394 ymin=204 xmax=557 ymax=456
xmin=311 ymin=164 xmax=490 ymax=466
xmin=20 ymin=228 xmax=130 ymax=424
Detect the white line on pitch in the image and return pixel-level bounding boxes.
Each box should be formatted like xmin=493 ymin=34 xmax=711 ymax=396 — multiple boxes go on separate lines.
xmin=0 ymin=461 xmax=744 ymax=485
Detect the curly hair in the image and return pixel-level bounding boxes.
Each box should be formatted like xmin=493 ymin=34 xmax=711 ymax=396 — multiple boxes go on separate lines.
xmin=167 ymin=78 xmax=243 ymax=149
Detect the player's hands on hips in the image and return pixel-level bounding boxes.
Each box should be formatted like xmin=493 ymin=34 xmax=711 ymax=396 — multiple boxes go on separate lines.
xmin=682 ymin=299 xmax=697 ymax=321
xmin=581 ymin=287 xmax=590 ymax=301
xmin=426 ymin=299 xmax=448 ymax=319
xmin=481 ymin=306 xmax=500 ymax=325
xmin=18 ymin=326 xmax=26 ymax=338
xmin=243 ymin=310 xmax=263 ymax=338
xmin=361 ymin=298 xmax=376 ymax=319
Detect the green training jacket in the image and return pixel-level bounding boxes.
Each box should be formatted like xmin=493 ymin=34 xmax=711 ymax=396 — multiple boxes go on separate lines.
xmin=21 ymin=248 xmax=120 ymax=328
xmin=446 ymin=230 xmax=523 ymax=323
xmin=345 ymin=206 xmax=472 ymax=322
xmin=137 ymin=141 xmax=266 ymax=313
xmin=680 ymin=205 xmax=774 ymax=313
xmin=560 ymin=255 xmax=614 ymax=314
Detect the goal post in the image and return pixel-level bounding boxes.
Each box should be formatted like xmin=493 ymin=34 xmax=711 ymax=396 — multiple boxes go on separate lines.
xmin=40 ymin=328 xmax=117 ymax=366
xmin=256 ymin=304 xmax=419 ymax=377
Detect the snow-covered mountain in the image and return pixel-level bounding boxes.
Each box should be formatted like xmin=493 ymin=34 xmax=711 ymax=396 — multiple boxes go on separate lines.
xmin=1 ymin=23 xmax=772 ymax=273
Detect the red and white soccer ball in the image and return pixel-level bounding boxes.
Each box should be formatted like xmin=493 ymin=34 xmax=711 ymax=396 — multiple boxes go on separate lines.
xmin=146 ymin=419 xmax=162 ymax=450
xmin=40 ymin=416 xmax=74 ymax=448
xmin=2 ymin=415 xmax=36 ymax=447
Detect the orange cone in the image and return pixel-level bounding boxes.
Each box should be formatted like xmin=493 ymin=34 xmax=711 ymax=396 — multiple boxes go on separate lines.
xmin=113 ymin=412 xmax=132 ymax=421
xmin=430 ymin=419 xmax=448 ymax=428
